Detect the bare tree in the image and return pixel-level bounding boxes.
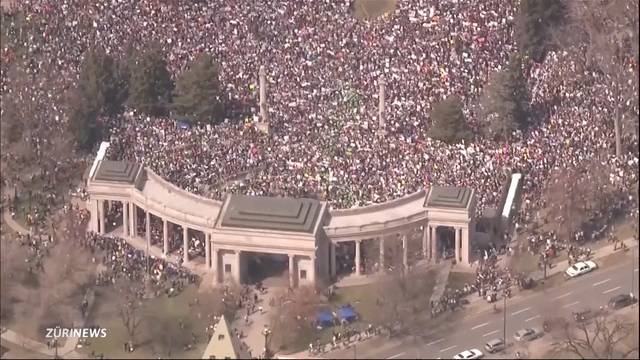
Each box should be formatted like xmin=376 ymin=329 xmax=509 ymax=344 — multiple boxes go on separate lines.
xmin=116 ymin=281 xmax=143 ymax=349
xmin=544 ymin=156 xmax=618 ymax=241
xmin=554 ymin=312 xmax=638 ymax=359
xmin=558 ymin=0 xmax=640 ymax=157
xmin=269 ymin=286 xmax=323 ymax=352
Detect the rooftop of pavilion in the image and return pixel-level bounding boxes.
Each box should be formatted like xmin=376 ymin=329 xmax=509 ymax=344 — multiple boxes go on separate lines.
xmin=217 ymin=194 xmax=324 ymax=234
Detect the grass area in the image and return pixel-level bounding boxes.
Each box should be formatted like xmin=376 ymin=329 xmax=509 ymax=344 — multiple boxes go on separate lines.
xmin=330 ymin=283 xmax=381 ymax=323
xmin=354 ymin=0 xmax=396 ymax=20
xmin=79 ymin=285 xmax=213 ymax=359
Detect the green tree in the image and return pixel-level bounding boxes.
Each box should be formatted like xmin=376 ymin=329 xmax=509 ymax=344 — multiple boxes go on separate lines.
xmin=427 ymin=95 xmax=472 ymax=144
xmin=172 ymin=53 xmax=224 ymax=123
xmin=515 ymin=0 xmax=567 ymax=62
xmin=68 ymin=48 xmax=126 ymax=150
xmin=481 ymin=54 xmax=529 ymax=141
xmin=67 ymin=94 xmax=101 ymax=151
xmin=76 ymin=48 xmax=126 ymax=116
xmin=127 ymin=44 xmax=173 ymax=116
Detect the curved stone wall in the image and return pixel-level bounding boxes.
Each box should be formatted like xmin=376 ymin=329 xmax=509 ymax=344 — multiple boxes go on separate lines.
xmin=92 ymin=165 xmax=430 ymax=239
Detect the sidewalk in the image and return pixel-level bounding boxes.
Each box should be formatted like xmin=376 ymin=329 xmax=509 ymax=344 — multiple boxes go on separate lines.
xmin=460 ymin=239 xmax=637 ymax=316
xmin=232 ymin=289 xmax=278 ymax=358
xmin=429 ymin=261 xmax=452 ymax=305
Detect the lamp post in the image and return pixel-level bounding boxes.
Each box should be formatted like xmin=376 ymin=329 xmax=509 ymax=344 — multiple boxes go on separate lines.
xmin=502 ymin=290 xmax=508 ymax=346
xmin=632 ymin=246 xmax=637 ymax=297
xmin=53 ymin=337 xmax=59 ymax=359
xmin=262 ymin=326 xmax=272 ymax=358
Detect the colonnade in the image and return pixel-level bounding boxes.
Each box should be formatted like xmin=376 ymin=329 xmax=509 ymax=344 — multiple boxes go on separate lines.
xmin=334 ymin=222 xmax=472 ymax=277
xmin=89 ymin=198 xmax=313 ymax=287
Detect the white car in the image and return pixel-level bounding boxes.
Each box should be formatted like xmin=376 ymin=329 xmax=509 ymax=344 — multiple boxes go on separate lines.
xmin=453 ymin=349 xmax=484 ymax=359
xmin=565 ymin=260 xmax=598 ymax=278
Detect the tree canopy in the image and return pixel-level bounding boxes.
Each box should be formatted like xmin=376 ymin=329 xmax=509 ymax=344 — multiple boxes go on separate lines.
xmin=172 ymin=53 xmax=225 ymax=124
xmin=515 ymin=0 xmax=567 ymax=62
xmin=481 ymin=54 xmax=530 ymax=141
xmin=126 ymin=44 xmax=173 ymax=116
xmin=68 ymin=48 xmax=127 ymax=150
xmin=427 ymin=95 xmax=472 ymax=144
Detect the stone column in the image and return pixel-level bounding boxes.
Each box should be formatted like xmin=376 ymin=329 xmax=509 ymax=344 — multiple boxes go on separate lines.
xmin=289 ymin=254 xmax=295 ymax=287
xmin=402 ymin=234 xmax=408 ymax=269
xmin=461 ymin=227 xmax=469 ymax=266
xmin=122 ymin=201 xmax=129 ymax=237
xmin=212 ymin=248 xmax=219 ymax=284
xmin=145 ymin=210 xmax=151 ymax=247
xmin=129 ymin=203 xmax=136 ymax=238
xmin=455 ymin=227 xmax=461 ymax=263
xmin=235 ymin=251 xmax=241 ymax=284
xmin=309 ymin=256 xmax=316 ymax=285
xmin=107 ymin=200 xmax=113 ymax=211
xmin=182 ymin=226 xmax=189 ymax=264
xmin=205 ymin=234 xmax=211 ymax=268
xmin=89 ymin=199 xmax=99 ymax=233
xmin=259 ymin=66 xmax=268 ymax=122
xmin=355 ymin=240 xmax=361 ymax=276
xmin=98 ymin=200 xmax=105 ymax=234
xmin=163 ymin=219 xmax=169 ymax=255
xmin=378 ymin=77 xmax=385 ymax=129
xmin=431 ymin=226 xmax=437 ymax=262
xmin=422 ymin=225 xmax=429 ymax=259
xmin=379 ymin=236 xmax=385 ymax=273
xmin=330 ymin=243 xmax=336 ymax=278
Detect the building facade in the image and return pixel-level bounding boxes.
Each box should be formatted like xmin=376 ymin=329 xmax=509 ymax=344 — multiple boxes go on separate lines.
xmin=86 ymin=154 xmax=477 ymax=288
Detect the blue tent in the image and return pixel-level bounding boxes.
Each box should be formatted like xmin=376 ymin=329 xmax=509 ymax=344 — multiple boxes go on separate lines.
xmin=337 ymin=306 xmax=357 ymax=323
xmin=315 ymin=310 xmax=333 ymax=328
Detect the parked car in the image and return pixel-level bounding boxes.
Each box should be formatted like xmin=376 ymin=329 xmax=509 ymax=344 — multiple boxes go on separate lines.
xmin=513 ymin=328 xmax=539 ymax=342
xmin=608 ymin=294 xmax=637 ymax=310
xmin=565 ymin=260 xmax=597 ymax=278
xmin=484 ymin=338 xmax=506 ymax=353
xmin=453 ymin=349 xmax=484 ymax=359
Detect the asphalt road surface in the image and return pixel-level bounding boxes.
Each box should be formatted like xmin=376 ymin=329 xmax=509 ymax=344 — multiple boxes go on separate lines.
xmin=344 ymin=255 xmax=639 ymax=359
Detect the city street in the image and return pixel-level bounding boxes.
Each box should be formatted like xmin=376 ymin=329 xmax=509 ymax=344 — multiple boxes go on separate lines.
xmin=331 ymin=255 xmax=639 ymax=359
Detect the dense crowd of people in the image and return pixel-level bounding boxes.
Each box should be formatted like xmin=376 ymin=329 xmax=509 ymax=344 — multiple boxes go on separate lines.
xmin=1 ymin=0 xmax=637 ymax=221
xmin=1 ymin=0 xmax=638 ymax=356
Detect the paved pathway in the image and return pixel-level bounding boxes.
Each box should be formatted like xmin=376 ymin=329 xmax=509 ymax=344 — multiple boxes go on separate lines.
xmin=429 ymin=261 xmax=452 ymax=305
xmin=232 ymin=289 xmax=279 ymax=358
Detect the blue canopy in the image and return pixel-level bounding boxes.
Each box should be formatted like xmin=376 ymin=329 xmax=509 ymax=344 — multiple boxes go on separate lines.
xmin=315 ymin=310 xmax=333 ymax=327
xmin=337 ymin=306 xmax=357 ymax=322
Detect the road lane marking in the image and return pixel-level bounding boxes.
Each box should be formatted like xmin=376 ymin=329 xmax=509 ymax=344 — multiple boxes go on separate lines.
xmin=563 ymin=301 xmax=580 ymax=308
xmin=511 ymin=307 xmax=531 ymax=316
xmin=603 ymin=286 xmax=622 ymax=294
xmin=427 ymin=338 xmax=445 ymax=346
xmin=483 ymin=330 xmax=500 ymax=337
xmin=593 ymin=278 xmax=611 ymax=286
xmin=554 ymin=292 xmax=573 ymax=300
xmin=525 ymin=315 xmax=541 ymax=322
xmin=440 ymin=345 xmax=457 ymax=352
xmin=387 ymin=353 xmax=405 ymax=359
xmin=471 ymin=322 xmax=490 ymax=330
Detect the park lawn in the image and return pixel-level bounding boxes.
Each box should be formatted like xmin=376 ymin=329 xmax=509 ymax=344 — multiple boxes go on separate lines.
xmin=79 ymin=285 xmax=210 ymax=359
xmin=330 ymin=283 xmax=380 ymax=324
xmin=354 ymin=0 xmax=396 ymax=20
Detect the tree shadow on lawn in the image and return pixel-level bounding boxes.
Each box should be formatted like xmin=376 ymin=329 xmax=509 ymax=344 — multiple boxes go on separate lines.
xmin=79 ymin=285 xmax=210 ymax=359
